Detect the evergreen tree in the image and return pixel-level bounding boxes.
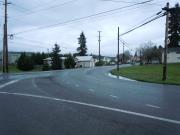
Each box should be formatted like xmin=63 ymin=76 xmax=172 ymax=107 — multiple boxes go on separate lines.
xmin=17 ymin=52 xmax=34 ymax=71
xmin=64 ymin=54 xmax=76 ymax=69
xmin=168 ymin=3 xmax=180 ymax=48
xmin=42 ymin=62 xmax=50 ymax=71
xmin=51 ymin=43 xmax=62 ymax=70
xmin=77 ymin=32 xmax=87 ymax=56
xmin=31 ymin=52 xmax=47 ymax=65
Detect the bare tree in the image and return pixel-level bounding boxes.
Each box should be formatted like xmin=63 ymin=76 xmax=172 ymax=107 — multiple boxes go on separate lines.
xmin=137 ymin=41 xmax=162 ymax=64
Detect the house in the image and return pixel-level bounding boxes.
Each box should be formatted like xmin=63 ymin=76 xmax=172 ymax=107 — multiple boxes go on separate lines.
xmin=8 ymin=52 xmax=21 ymax=64
xmin=92 ymin=55 xmax=115 ymax=65
xmin=61 ymin=57 xmax=67 ymax=69
xmin=0 ymin=52 xmax=24 ymax=65
xmin=75 ymin=56 xmax=95 ymax=68
xmin=162 ymin=47 xmax=180 ymax=63
xmin=43 ymin=57 xmax=52 ymax=66
xmin=101 ymin=56 xmax=112 ymax=64
xmin=43 ymin=56 xmax=67 ymax=69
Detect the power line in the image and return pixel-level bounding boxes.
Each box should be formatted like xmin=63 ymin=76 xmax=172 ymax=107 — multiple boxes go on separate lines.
xmin=10 ymin=0 xmax=79 ymax=19
xmin=106 ymin=11 xmax=165 ymax=53
xmin=9 ymin=41 xmax=49 ymax=49
xmin=119 ymin=38 xmax=135 ymax=52
xmin=10 ymin=3 xmax=28 ymax=11
xmin=80 ymin=4 xmax=163 ymax=28
xmin=101 ymin=0 xmax=140 ymax=4
xmin=125 ymin=10 xmax=163 ymax=33
xmin=12 ymin=0 xmax=154 ymax=35
xmin=101 ymin=0 xmax=164 ymax=7
xmin=119 ymin=12 xmax=165 ymax=37
xmin=101 ymin=10 xmax=165 ymax=51
xmin=13 ymin=36 xmax=76 ymax=50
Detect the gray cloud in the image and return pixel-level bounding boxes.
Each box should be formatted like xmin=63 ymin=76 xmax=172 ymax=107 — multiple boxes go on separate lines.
xmin=0 ymin=0 xmax=179 ymax=56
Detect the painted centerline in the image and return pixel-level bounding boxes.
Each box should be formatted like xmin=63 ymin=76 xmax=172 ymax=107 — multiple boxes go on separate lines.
xmin=110 ymin=95 xmax=118 ymax=99
xmin=75 ymin=84 xmax=79 ymax=87
xmin=146 ymin=104 xmax=161 ymax=109
xmin=0 ymin=91 xmax=179 ymax=125
xmin=89 ymin=89 xmax=95 ymax=92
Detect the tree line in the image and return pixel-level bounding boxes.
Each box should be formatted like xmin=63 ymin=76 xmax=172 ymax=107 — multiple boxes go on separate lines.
xmin=17 ymin=32 xmax=88 ymax=71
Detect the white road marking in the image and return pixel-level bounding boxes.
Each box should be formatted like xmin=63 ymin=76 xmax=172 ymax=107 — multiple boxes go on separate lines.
xmin=32 ymin=78 xmax=49 ymax=95
xmin=66 ymin=82 xmax=70 ymax=84
xmin=89 ymin=89 xmax=95 ymax=92
xmin=0 ymin=91 xmax=179 ymax=125
xmin=75 ymin=84 xmax=79 ymax=87
xmin=32 ymin=78 xmax=38 ymax=88
xmin=0 ymin=80 xmax=19 ymax=89
xmin=108 ymin=73 xmax=136 ymax=82
xmin=146 ymin=104 xmax=161 ymax=109
xmin=110 ymin=95 xmax=118 ymax=99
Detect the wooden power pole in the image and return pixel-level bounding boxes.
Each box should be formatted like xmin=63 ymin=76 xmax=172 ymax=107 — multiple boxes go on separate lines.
xmin=98 ymin=31 xmax=101 ymax=62
xmin=122 ymin=43 xmax=124 ymax=64
xmin=162 ymin=2 xmax=170 ymax=81
xmin=117 ymin=27 xmax=120 ymax=71
xmin=3 ymin=0 xmax=10 ymax=73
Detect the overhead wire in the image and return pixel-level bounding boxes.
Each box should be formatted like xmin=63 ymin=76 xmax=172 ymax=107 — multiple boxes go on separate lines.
xmin=119 ymin=12 xmax=165 ymax=37
xmin=11 ymin=9 xmax=165 ymax=53
xmin=13 ymin=36 xmax=77 ymax=50
xmin=10 ymin=3 xmax=29 ymax=12
xmin=12 ymin=0 xmax=154 ymax=35
xmin=101 ymin=0 xmax=164 ymax=7
xmin=10 ymin=0 xmax=79 ymax=19
xmin=115 ymin=11 xmax=165 ymax=53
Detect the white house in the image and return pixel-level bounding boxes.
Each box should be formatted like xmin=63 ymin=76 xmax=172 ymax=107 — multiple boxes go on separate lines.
xmin=102 ymin=56 xmax=111 ymax=64
xmin=0 ymin=52 xmax=24 ymax=65
xmin=162 ymin=47 xmax=180 ymax=63
xmin=43 ymin=57 xmax=67 ymax=69
xmin=75 ymin=56 xmax=95 ymax=68
xmin=44 ymin=57 xmax=52 ymax=66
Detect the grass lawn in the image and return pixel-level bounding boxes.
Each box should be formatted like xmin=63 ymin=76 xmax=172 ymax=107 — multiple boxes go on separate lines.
xmin=0 ymin=65 xmax=43 ymax=73
xmin=111 ymin=63 xmax=180 ymax=85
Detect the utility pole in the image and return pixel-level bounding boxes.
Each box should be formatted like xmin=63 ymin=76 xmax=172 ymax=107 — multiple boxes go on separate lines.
xmin=47 ymin=49 xmax=50 ymax=57
xmin=98 ymin=31 xmax=101 ymax=62
xmin=117 ymin=27 xmax=120 ymax=71
xmin=122 ymin=43 xmax=124 ymax=64
xmin=140 ymin=50 xmax=142 ymax=65
xmin=162 ymin=2 xmax=170 ymax=81
xmin=3 ymin=0 xmax=10 ymax=73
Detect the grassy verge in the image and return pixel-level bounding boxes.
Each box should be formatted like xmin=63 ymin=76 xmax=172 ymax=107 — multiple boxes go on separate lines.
xmin=0 ymin=65 xmax=43 ymax=73
xmin=111 ymin=63 xmax=180 ymax=85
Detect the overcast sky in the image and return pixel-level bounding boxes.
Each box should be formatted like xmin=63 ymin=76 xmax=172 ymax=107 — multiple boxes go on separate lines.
xmin=0 ymin=0 xmax=179 ymax=56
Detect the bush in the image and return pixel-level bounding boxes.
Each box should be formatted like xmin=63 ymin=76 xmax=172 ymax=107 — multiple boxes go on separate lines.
xmin=95 ymin=60 xmax=104 ymax=66
xmin=42 ymin=62 xmax=50 ymax=71
xmin=64 ymin=54 xmax=75 ymax=69
xmin=17 ymin=52 xmax=34 ymax=71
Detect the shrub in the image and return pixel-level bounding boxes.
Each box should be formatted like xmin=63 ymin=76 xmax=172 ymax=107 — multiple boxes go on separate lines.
xmin=17 ymin=52 xmax=34 ymax=71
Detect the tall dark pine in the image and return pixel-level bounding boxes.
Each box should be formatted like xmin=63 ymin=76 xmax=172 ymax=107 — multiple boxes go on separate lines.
xmin=51 ymin=43 xmax=62 ymax=70
xmin=77 ymin=32 xmax=87 ymax=56
xmin=168 ymin=3 xmax=180 ymax=48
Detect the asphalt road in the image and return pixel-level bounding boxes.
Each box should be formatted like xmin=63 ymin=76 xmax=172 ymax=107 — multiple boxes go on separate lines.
xmin=0 ymin=66 xmax=180 ymax=135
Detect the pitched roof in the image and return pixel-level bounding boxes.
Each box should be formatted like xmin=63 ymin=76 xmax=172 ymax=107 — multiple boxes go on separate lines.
xmin=76 ymin=56 xmax=93 ymax=61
